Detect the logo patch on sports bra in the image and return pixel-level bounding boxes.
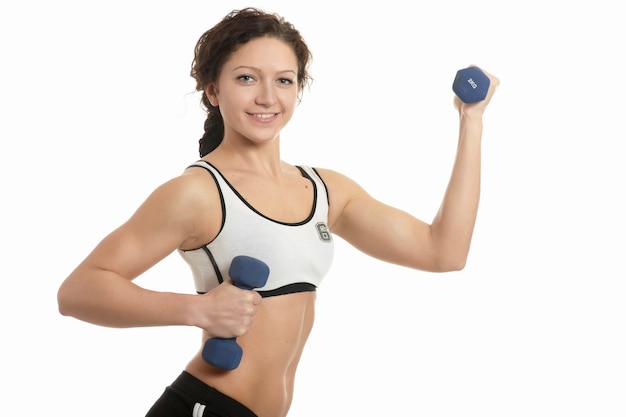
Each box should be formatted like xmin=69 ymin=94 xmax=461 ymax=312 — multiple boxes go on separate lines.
xmin=316 ymin=222 xmax=332 ymax=242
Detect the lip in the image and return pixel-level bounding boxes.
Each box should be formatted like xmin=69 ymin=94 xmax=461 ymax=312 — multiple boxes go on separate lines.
xmin=247 ymin=112 xmax=279 ymax=122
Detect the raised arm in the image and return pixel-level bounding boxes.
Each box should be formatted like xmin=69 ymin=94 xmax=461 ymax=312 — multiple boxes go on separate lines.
xmin=323 ymin=68 xmax=499 ymax=272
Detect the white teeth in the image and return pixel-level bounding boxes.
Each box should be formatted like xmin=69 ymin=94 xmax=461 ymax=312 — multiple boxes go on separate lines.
xmin=254 ymin=113 xmax=275 ymax=119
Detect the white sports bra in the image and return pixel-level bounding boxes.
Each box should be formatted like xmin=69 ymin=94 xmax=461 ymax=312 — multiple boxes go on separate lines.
xmin=178 ymin=160 xmax=334 ymax=297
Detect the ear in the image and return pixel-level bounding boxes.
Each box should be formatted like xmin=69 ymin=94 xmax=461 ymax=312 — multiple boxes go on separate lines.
xmin=205 ymin=83 xmax=219 ymax=107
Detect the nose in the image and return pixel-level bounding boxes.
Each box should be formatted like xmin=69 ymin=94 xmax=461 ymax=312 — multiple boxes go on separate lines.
xmin=255 ymin=81 xmax=277 ymax=106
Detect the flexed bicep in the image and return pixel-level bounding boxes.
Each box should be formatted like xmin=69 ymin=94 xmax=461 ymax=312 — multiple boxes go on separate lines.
xmin=318 ymin=168 xmax=438 ymax=272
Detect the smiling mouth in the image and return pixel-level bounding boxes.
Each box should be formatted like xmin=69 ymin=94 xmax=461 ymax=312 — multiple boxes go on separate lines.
xmin=249 ymin=113 xmax=278 ymax=119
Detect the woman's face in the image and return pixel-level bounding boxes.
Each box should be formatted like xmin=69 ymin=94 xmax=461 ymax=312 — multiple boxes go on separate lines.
xmin=206 ymin=37 xmax=299 ymax=147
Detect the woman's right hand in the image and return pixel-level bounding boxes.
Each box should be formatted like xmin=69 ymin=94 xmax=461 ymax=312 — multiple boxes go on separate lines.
xmin=194 ymin=280 xmax=263 ymax=339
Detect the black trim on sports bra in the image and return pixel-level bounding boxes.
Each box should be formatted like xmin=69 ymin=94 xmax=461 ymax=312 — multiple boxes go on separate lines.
xmin=257 ymin=282 xmax=317 ymax=298
xmin=196 ymin=282 xmax=316 ymax=297
xmin=203 ymin=247 xmax=224 ymax=284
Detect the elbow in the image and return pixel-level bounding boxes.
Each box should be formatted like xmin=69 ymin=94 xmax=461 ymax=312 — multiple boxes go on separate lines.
xmin=427 ymin=230 xmax=472 ymax=273
xmin=57 ymin=283 xmax=77 ymax=317
xmin=432 ymin=253 xmax=468 ymax=273
xmin=436 ymin=261 xmax=467 ymax=273
xmin=447 ymin=258 xmax=468 ymax=272
xmin=57 ymin=289 xmax=70 ymax=317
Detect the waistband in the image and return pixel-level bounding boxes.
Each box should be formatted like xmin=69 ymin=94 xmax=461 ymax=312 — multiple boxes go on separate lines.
xmin=171 ymin=371 xmax=258 ymax=417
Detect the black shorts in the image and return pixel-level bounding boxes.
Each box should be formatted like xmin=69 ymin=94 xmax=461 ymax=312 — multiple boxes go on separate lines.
xmin=145 ymin=371 xmax=258 ymax=417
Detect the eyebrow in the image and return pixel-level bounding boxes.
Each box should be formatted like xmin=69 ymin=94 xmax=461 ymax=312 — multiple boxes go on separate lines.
xmin=232 ymin=65 xmax=297 ymax=76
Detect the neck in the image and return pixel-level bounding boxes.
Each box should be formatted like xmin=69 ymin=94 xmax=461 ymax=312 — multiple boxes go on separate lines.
xmin=205 ymin=141 xmax=286 ymax=179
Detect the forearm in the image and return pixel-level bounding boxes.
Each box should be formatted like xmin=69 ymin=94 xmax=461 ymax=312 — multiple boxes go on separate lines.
xmin=57 ymin=269 xmax=198 ymax=329
xmin=430 ymin=114 xmax=483 ymax=270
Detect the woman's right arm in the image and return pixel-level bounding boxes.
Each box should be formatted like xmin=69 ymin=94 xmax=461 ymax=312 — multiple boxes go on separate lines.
xmin=57 ymin=170 xmax=261 ymax=337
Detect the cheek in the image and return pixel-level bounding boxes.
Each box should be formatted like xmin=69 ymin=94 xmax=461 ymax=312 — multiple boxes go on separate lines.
xmin=217 ymin=97 xmax=249 ymax=126
xmin=280 ymin=90 xmax=299 ymax=109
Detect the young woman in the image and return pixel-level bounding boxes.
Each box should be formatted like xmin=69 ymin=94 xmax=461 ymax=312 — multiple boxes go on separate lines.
xmin=57 ymin=7 xmax=499 ymax=417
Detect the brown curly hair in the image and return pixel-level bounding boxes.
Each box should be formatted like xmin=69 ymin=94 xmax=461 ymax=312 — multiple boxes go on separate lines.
xmin=190 ymin=8 xmax=313 ymax=157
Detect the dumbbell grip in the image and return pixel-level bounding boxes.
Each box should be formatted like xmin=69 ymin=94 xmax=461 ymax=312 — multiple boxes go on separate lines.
xmin=452 ymin=66 xmax=490 ymax=103
xmin=202 ymin=256 xmax=269 ymax=370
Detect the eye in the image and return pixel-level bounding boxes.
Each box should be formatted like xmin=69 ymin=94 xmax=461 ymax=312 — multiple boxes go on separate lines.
xmin=277 ymin=77 xmax=294 ymax=86
xmin=237 ymin=75 xmax=255 ymax=83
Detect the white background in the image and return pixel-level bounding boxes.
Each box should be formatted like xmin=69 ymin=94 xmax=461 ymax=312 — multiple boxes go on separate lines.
xmin=1 ymin=0 xmax=624 ymax=416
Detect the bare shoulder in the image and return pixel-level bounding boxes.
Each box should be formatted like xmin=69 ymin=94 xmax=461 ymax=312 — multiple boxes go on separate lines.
xmin=69 ymin=166 xmax=223 ymax=281
xmin=311 ymin=167 xmax=370 ymax=229
xmin=313 ymin=167 xmax=370 ymax=199
xmin=130 ymin=164 xmax=222 ymax=250
xmin=145 ymin=165 xmax=218 ymax=212
xmin=314 ymin=167 xmax=360 ymax=189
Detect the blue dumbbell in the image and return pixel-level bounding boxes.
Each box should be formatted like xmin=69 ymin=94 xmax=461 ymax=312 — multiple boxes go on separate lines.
xmin=202 ymin=255 xmax=270 ymax=370
xmin=452 ymin=66 xmax=490 ymax=103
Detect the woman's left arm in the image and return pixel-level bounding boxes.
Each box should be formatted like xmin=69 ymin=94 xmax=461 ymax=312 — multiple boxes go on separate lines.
xmin=322 ymin=68 xmax=499 ymax=272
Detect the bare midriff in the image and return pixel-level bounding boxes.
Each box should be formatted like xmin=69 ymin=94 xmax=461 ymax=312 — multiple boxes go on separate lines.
xmin=185 ymin=291 xmax=316 ymax=417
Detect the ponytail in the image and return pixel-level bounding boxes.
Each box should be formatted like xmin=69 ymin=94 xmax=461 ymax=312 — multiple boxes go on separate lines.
xmin=199 ymin=101 xmax=224 ymax=157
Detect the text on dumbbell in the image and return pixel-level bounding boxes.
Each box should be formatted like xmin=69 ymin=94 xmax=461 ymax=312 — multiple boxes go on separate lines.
xmin=467 ymin=78 xmax=478 ymax=89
